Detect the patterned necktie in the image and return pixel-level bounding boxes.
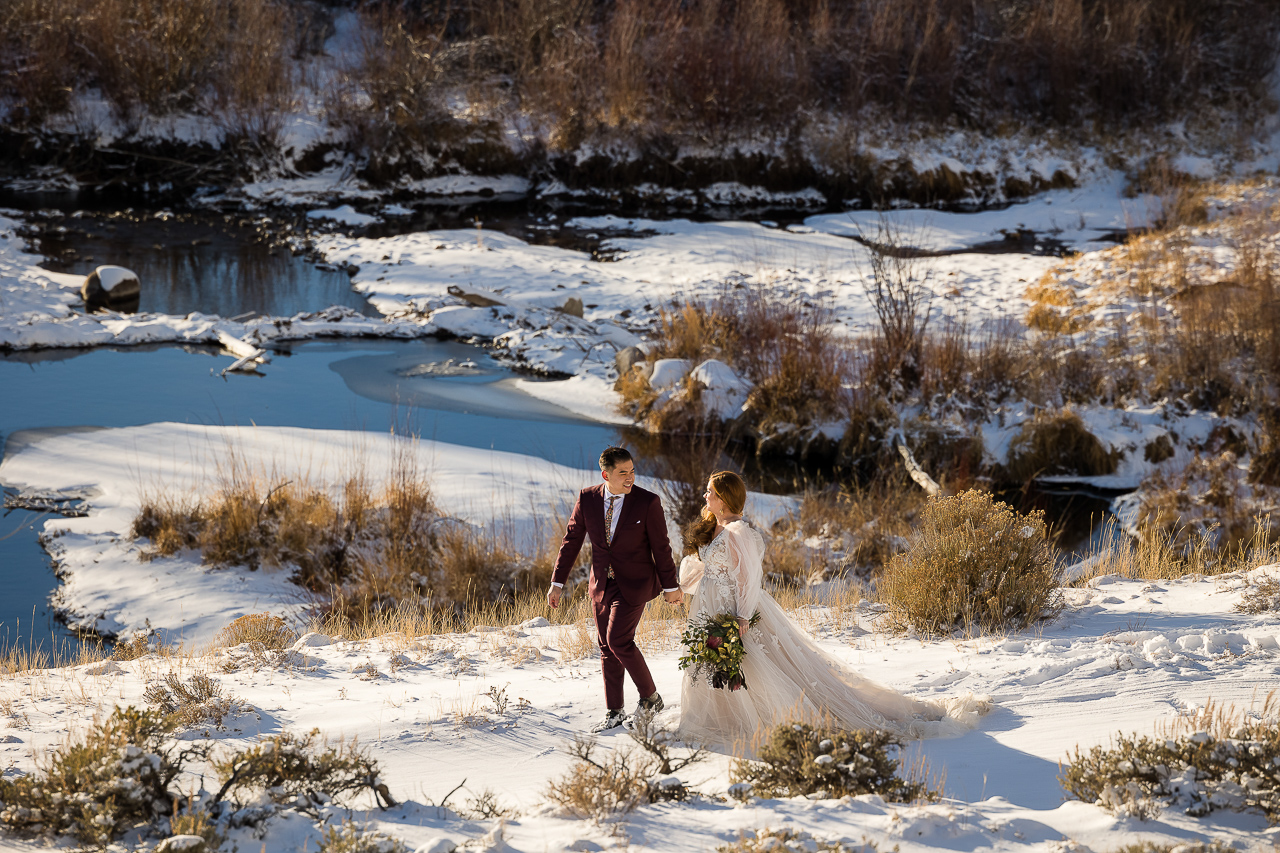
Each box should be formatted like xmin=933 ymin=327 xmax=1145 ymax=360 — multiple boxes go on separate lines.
xmin=605 ymin=495 xmax=618 ymax=546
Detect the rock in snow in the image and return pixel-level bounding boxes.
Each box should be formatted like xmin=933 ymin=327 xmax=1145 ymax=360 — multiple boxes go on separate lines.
xmin=689 ymin=359 xmax=752 ymax=420
xmin=647 ymin=358 xmax=691 ymax=391
xmin=80 ymin=265 xmax=140 ymax=312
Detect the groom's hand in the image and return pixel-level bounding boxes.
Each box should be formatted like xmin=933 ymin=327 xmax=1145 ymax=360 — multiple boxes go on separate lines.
xmin=663 ymin=589 xmax=683 ymax=606
xmin=547 ymin=586 xmax=562 ymax=609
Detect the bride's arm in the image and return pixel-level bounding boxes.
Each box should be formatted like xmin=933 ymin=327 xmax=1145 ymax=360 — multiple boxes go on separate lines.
xmin=678 ymin=554 xmax=704 ymax=595
xmin=726 ymin=525 xmax=765 ymax=624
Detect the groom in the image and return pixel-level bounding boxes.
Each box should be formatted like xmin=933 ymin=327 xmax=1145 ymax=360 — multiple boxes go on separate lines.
xmin=548 ymin=446 xmax=683 ymax=732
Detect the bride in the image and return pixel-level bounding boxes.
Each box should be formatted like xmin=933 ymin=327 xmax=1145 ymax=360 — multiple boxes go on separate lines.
xmin=676 ymin=471 xmax=988 ymax=748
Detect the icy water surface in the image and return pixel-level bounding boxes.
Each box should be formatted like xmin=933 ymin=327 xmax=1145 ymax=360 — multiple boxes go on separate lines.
xmin=0 ymin=339 xmax=618 ymax=653
xmin=33 ymin=213 xmax=381 ymax=318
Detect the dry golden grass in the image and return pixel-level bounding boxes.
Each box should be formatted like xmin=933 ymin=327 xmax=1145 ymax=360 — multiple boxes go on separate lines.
xmin=0 ymin=636 xmax=107 ymax=677
xmin=764 ymin=478 xmax=924 ymax=585
xmin=132 ymin=439 xmax=572 ymax=623
xmin=1075 ymin=515 xmax=1279 ymax=583
xmin=1025 ymin=276 xmax=1087 ymax=334
xmin=0 ymin=0 xmax=297 ymax=136
xmin=214 ymin=613 xmax=297 ymax=650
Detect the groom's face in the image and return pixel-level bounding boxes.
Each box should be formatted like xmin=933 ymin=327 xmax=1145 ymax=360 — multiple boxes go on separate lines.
xmin=601 ymin=460 xmax=635 ymax=495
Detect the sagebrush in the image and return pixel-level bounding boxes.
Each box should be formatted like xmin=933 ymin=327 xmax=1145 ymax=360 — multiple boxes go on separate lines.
xmin=544 ymin=736 xmax=655 ymax=820
xmin=0 ymin=707 xmax=184 ymax=846
xmin=880 ymin=490 xmax=1061 ymax=636
xmin=1061 ymin=694 xmax=1280 ymax=823
xmin=730 ymin=721 xmax=936 ymax=802
xmin=212 ymin=728 xmax=394 ymax=808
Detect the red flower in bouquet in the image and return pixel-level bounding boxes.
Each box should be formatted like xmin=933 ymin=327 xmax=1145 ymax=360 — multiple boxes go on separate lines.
xmin=706 ymin=635 xmax=723 ymax=649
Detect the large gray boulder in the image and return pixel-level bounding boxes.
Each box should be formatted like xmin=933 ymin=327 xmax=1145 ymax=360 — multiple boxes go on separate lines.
xmin=615 ymin=345 xmax=646 ymax=376
xmin=81 ymin=265 xmax=140 ymax=312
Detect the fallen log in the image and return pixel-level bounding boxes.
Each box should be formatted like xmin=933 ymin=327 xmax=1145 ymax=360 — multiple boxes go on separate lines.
xmin=893 ymin=433 xmax=942 ymax=497
xmin=447 ymin=284 xmax=505 ymax=307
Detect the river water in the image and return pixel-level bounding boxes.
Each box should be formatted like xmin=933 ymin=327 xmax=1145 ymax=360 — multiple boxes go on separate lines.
xmin=0 ymin=194 xmax=1113 ymax=656
xmin=0 ymin=200 xmax=628 ymax=655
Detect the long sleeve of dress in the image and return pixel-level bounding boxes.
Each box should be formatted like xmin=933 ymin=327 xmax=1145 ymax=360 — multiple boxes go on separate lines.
xmin=724 ymin=522 xmax=765 ymax=620
xmin=678 ymin=555 xmax=705 ymax=596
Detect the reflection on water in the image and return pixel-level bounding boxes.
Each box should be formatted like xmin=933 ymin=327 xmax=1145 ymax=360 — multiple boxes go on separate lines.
xmin=32 ymin=213 xmax=380 ymax=318
xmin=0 ymin=338 xmax=618 ymax=653
xmin=0 ymin=507 xmax=85 ymax=652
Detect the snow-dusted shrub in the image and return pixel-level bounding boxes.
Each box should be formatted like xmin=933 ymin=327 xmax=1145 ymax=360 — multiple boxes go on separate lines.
xmin=999 ymin=409 xmax=1119 ymax=484
xmin=0 ymin=706 xmax=185 ymax=847
xmin=1112 ymin=843 xmax=1234 ymax=853
xmin=880 ymin=490 xmax=1061 ymax=636
xmin=618 ymin=289 xmax=849 ymax=441
xmin=730 ymin=722 xmax=934 ymax=802
xmin=144 ymin=671 xmax=245 ymax=729
xmin=1239 ymin=573 xmax=1280 ymax=614
xmin=718 ymin=827 xmax=879 ymax=853
xmin=212 ymin=729 xmax=395 ymax=809
xmin=166 ymin=806 xmax=225 ymax=851
xmin=214 ymin=613 xmax=297 ymax=650
xmin=1061 ymin=696 xmax=1280 ymax=823
xmin=544 ymin=736 xmax=655 ymax=820
xmin=629 ymin=708 xmax=708 ymax=776
xmin=112 ymin=630 xmax=158 ymax=661
xmin=461 ymin=788 xmax=512 ymax=819
xmin=317 ymin=820 xmax=409 ymax=853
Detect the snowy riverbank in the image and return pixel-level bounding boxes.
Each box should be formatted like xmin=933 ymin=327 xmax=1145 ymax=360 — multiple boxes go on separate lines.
xmin=0 ymin=422 xmax=795 ymax=643
xmin=0 ymin=564 xmax=1278 ymax=851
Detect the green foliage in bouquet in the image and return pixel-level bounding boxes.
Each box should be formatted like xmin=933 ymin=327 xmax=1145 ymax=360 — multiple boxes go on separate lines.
xmin=679 ymin=611 xmax=760 ymax=690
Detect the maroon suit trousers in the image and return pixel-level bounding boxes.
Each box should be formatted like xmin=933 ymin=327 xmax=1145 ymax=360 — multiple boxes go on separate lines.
xmin=593 ymin=578 xmax=656 ymax=709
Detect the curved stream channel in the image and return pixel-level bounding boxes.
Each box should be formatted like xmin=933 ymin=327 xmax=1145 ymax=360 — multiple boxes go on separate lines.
xmin=0 ymin=199 xmax=626 ymax=655
xmin=1 ymin=193 xmax=1113 ymax=656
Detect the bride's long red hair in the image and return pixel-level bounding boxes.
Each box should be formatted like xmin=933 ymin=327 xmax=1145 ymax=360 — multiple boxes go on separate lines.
xmin=684 ymin=470 xmax=747 ymax=551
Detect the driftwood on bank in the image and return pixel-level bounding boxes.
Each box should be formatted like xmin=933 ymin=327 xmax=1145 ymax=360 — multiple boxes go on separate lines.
xmin=893 ymin=433 xmax=942 ymax=497
xmin=447 ymin=284 xmax=505 ymax=307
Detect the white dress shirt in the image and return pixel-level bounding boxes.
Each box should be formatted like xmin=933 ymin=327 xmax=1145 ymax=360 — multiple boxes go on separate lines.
xmin=602 ymin=490 xmax=625 ymax=542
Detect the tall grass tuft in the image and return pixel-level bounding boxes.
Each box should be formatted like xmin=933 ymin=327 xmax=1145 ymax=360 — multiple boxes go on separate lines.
xmin=0 ymin=0 xmax=297 ymax=136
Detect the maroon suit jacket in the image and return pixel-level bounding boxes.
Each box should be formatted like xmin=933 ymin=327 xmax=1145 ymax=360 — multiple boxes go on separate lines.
xmin=552 ymin=484 xmax=679 ymax=606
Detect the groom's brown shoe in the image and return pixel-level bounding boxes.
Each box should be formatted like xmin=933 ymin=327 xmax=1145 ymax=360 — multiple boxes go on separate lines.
xmin=590 ymin=709 xmax=628 ymax=733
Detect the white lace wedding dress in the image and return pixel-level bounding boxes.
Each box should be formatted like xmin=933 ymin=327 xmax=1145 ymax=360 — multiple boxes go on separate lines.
xmin=676 ymin=520 xmax=989 ymax=749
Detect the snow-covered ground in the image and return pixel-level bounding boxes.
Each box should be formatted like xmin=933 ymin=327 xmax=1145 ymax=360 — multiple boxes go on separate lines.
xmin=0 ymin=557 xmax=1277 ymax=851
xmin=306 ymin=174 xmax=1165 ymax=420
xmin=1 ymin=173 xmax=1164 ymax=422
xmin=0 ymin=423 xmax=794 ymax=644
xmin=0 ymin=211 xmax=430 ymax=353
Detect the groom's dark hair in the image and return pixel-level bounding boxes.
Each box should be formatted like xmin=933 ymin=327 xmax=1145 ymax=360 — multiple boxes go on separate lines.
xmin=599 ymin=446 xmax=633 ymax=471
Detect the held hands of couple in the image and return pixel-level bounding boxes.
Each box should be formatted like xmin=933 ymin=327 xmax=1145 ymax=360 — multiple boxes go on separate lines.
xmin=663 ymin=589 xmax=684 ymax=607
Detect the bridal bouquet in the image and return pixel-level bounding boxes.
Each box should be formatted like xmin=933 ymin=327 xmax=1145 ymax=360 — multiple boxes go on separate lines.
xmin=678 ymin=611 xmax=761 ymax=691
